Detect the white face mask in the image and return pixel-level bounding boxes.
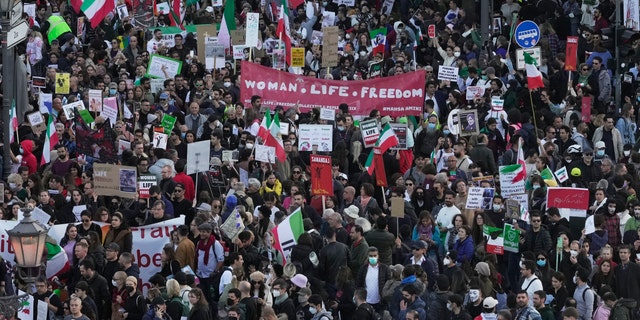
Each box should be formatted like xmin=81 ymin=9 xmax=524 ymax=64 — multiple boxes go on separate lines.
xmin=454 ymin=52 xmax=461 ymax=58
xmin=469 ymin=289 xmax=480 ymax=302
xmin=443 ymin=258 xmax=451 ymax=265
xmin=272 ymin=289 xmax=281 ymax=298
xmin=624 ymin=150 xmax=631 ymax=156
xmin=493 ymin=204 xmax=501 ymax=212
xmin=447 ymin=302 xmax=453 ymax=311
xmin=245 ymin=143 xmax=254 ymax=149
xmin=608 ymin=207 xmax=616 ymax=214
xmin=112 ymin=280 xmax=118 ymax=287
xmin=9 ymin=183 xmax=16 ymax=189
xmin=223 ymin=82 xmax=232 ymax=88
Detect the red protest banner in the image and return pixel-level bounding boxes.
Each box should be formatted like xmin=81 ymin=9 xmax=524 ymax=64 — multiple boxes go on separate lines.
xmin=310 ymin=155 xmax=333 ymax=196
xmin=546 ymin=187 xmax=589 ymax=219
xmin=565 ymin=36 xmax=578 ymax=71
xmin=374 ymin=147 xmax=387 ymax=187
xmin=240 ymin=61 xmax=425 ymax=117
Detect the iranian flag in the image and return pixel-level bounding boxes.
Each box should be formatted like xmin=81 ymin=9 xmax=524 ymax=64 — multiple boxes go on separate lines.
xmin=218 ymin=0 xmax=236 ymax=50
xmin=45 ymin=242 xmax=70 ymax=280
xmin=71 ymin=0 xmax=83 ymax=13
xmin=41 ymin=115 xmax=59 ymax=165
xmin=9 ymin=100 xmax=17 ymax=144
xmin=258 ymin=110 xmax=285 ymax=159
xmin=276 ymin=0 xmax=292 ymax=65
xmin=365 ymin=123 xmax=399 ymax=175
xmin=370 ymin=27 xmax=387 ymax=56
xmin=524 ymin=52 xmax=544 ymax=89
xmin=540 ymin=167 xmax=558 ymax=187
xmin=271 ymin=208 xmax=304 ymax=263
xmin=516 ymin=137 xmax=527 ymax=181
xmin=258 ymin=110 xmax=272 ymax=141
xmin=81 ymin=0 xmax=116 ymax=28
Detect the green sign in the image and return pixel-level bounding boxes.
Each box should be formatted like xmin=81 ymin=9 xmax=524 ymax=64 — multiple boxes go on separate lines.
xmin=79 ymin=109 xmax=94 ymax=124
xmin=161 ymin=114 xmax=177 ymax=134
xmin=503 ymin=224 xmax=520 ymax=253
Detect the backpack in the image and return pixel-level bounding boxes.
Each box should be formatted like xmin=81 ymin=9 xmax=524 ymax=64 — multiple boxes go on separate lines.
xmin=170 ymin=295 xmax=189 ymax=317
xmin=210 ymin=266 xmax=232 ymax=302
xmin=359 ymin=303 xmax=381 ymax=320
xmin=581 ymin=286 xmax=599 ymax=316
xmin=180 ymin=289 xmax=192 ymax=314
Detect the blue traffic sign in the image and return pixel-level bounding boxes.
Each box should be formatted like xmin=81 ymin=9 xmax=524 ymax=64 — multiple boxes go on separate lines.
xmin=514 ymin=20 xmax=540 ymax=49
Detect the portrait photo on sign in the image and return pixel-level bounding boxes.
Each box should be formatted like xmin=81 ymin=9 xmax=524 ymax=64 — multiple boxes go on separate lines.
xmin=458 ymin=109 xmax=479 ymax=136
xmin=119 ymin=169 xmax=137 ymax=193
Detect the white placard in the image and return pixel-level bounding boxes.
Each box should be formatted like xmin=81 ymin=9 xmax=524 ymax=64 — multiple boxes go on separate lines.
xmin=205 ymin=40 xmax=226 ymax=70
xmin=233 ymin=45 xmax=250 ymax=60
xmin=320 ymin=108 xmax=335 ymax=121
xmin=437 ymin=66 xmax=459 ymax=82
xmin=62 ymin=100 xmax=84 ymax=120
xmin=102 ymin=97 xmax=118 ymax=125
xmin=146 ymin=54 xmax=183 ymax=79
xmin=72 ymin=205 xmax=87 ymax=222
xmin=117 ymin=4 xmax=129 ymax=20
xmin=554 ymin=166 xmax=569 ymax=183
xmin=466 ymin=86 xmax=485 ymax=100
xmin=280 ymin=122 xmax=290 ymax=135
xmin=322 ymin=11 xmax=336 ymax=27
xmin=465 ymin=187 xmax=495 ymax=210
xmin=119 ymin=140 xmax=131 ymax=155
xmin=18 ymin=207 xmax=51 ymax=228
xmin=499 ymin=164 xmax=526 ymax=198
xmin=298 ymin=124 xmax=333 ymax=152
xmin=153 ymin=132 xmax=168 ymax=149
xmin=187 ymin=140 xmax=211 ymax=175
xmin=491 ymin=98 xmax=504 ymax=110
xmin=245 ymin=12 xmax=260 ymax=47
xmin=337 ymin=0 xmax=355 ymax=5
xmin=39 ymin=92 xmax=52 ymax=114
xmin=382 ymin=0 xmax=395 ymax=15
xmin=27 ymin=112 xmax=44 ymax=126
xmin=515 ymin=47 xmax=542 ymax=70
xmin=255 ymin=144 xmax=276 ymax=163
xmin=213 ymin=0 xmax=223 ymax=6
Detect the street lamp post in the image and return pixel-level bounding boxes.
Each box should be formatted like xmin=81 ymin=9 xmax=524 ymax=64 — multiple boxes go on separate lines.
xmin=1 ymin=0 xmax=15 ymax=180
xmin=0 ymin=206 xmax=48 ymax=316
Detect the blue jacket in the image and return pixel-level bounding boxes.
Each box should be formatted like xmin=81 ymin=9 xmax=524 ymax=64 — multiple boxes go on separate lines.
xmin=398 ymin=296 xmax=427 ymax=320
xmin=453 ymin=236 xmax=475 ymax=264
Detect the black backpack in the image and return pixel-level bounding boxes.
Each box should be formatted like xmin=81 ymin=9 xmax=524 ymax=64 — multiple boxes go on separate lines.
xmin=581 ymin=286 xmax=599 ymax=316
xmin=210 ymin=266 xmax=232 ymax=302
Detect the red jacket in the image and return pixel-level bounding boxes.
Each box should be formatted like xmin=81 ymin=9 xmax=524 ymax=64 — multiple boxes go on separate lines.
xmin=20 ymin=140 xmax=38 ymax=174
xmin=173 ymin=172 xmax=195 ymax=201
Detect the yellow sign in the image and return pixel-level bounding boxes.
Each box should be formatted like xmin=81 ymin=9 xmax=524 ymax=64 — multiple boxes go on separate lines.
xmin=291 ymin=47 xmax=305 ymax=67
xmin=55 ymin=73 xmax=70 ymax=94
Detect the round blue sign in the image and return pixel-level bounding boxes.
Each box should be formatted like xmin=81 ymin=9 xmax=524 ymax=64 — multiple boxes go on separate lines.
xmin=514 ymin=20 xmax=540 ymax=49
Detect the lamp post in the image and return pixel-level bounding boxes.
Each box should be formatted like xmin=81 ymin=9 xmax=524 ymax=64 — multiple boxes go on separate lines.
xmin=1 ymin=0 xmax=16 ymax=180
xmin=0 ymin=206 xmax=48 ymax=316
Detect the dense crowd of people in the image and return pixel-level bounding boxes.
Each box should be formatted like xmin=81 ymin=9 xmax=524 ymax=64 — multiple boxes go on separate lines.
xmin=1 ymin=0 xmax=640 ymax=320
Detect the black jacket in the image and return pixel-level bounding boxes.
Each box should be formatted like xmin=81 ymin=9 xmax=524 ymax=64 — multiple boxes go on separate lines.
xmin=273 ymin=297 xmax=296 ymax=320
xmin=355 ymin=263 xmax=391 ymax=302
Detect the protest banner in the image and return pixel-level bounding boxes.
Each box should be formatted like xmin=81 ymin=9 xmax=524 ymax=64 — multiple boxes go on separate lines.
xmin=93 ymin=164 xmax=138 ymax=199
xmin=138 ymin=174 xmax=157 ymax=199
xmin=546 ymin=187 xmax=589 ymax=219
xmin=483 ymin=225 xmax=504 ymax=254
xmin=146 ymin=55 xmax=183 ymax=79
xmin=310 ymin=155 xmax=333 ymax=196
xmin=298 ymin=124 xmax=333 ymax=152
xmin=499 ymin=164 xmax=526 ymax=197
xmin=437 ymin=66 xmax=459 ymax=82
xmin=503 ymin=224 xmax=520 ymax=253
xmin=565 ymin=36 xmax=578 ymax=71
xmin=240 ymin=61 xmax=425 ymax=116
xmin=466 ymin=187 xmax=495 ymax=210
xmin=360 ymin=119 xmax=380 ymax=148
xmin=186 ymin=141 xmax=211 ymax=175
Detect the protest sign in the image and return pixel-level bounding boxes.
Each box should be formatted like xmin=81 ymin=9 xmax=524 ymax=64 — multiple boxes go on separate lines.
xmin=27 ymin=112 xmax=45 ymax=127
xmin=196 ymin=24 xmax=217 ymax=64
xmin=138 ymin=174 xmax=158 ymax=199
xmin=291 ymin=47 xmax=305 ymax=67
xmin=320 ymin=108 xmax=335 ymax=121
xmin=39 ymin=92 xmax=52 ymax=114
xmin=18 ymin=207 xmax=51 ymax=227
xmin=118 ymin=140 xmax=131 ymax=155
xmin=240 ymin=61 xmax=425 ymax=116
xmin=146 ymin=55 xmax=183 ymax=79
xmin=72 ymin=205 xmax=86 ymax=222
xmin=491 ymin=98 xmax=504 ymax=111
xmin=499 ymin=164 xmax=526 ymax=197
xmin=245 ymin=13 xmax=260 ymax=47
xmin=483 ymin=225 xmax=504 ymax=254
xmin=503 ymin=224 xmax=520 ymax=253
xmin=322 ymin=26 xmax=340 ymax=67
xmin=516 ymin=47 xmax=542 ymax=70
xmin=389 ymin=123 xmax=408 ymax=150
xmin=205 ymin=40 xmax=226 ymax=70
xmin=102 ymin=97 xmax=118 ymax=125
xmin=89 ymin=89 xmax=103 ymax=112
xmin=55 ymin=73 xmax=70 ymax=94
xmin=220 ymin=209 xmax=244 ymax=241
xmin=93 ymin=164 xmax=138 ymax=199
xmin=546 ymin=187 xmax=589 ymax=219
xmin=554 ymin=166 xmax=569 ymax=183
xmin=391 ymin=196 xmax=405 ymax=218
xmin=505 ymin=199 xmax=521 ymax=221
xmin=374 ymin=147 xmax=387 ymax=187
xmin=186 ymin=141 xmax=211 ymax=175
xmin=161 ymin=114 xmax=177 ymax=134
xmin=298 ymin=124 xmax=333 ymax=152
xmin=360 ymin=119 xmax=380 ymax=148
xmin=511 ymin=193 xmax=530 ymax=221
xmin=222 ymin=150 xmax=238 ymax=163
xmin=437 ymin=66 xmax=459 ymax=82
xmin=465 ymin=187 xmax=495 ymax=210
xmin=255 ymin=144 xmax=276 ymax=163
xmin=233 ymin=45 xmax=250 ymax=60
xmin=231 ymin=29 xmax=246 ymax=45
xmin=565 ymin=36 xmax=578 ymax=71
xmin=310 ymin=155 xmax=333 ymax=196
xmin=152 ymin=132 xmax=168 ymax=149
xmin=466 ymin=86 xmax=485 ymax=100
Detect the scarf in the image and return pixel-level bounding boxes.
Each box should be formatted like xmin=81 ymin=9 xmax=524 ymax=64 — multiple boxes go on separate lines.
xmin=274 ymin=292 xmax=289 ymax=305
xmin=196 ymin=234 xmax=216 ymax=265
xmin=417 ymin=224 xmax=433 ymax=239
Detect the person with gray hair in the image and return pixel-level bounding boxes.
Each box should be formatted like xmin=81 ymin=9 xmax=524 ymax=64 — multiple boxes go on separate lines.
xmin=247 ymin=177 xmax=264 ymax=207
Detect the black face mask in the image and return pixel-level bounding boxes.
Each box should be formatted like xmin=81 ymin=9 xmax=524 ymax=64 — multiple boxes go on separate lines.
xmin=125 ymin=286 xmax=134 ymax=292
xmin=227 ymin=298 xmax=235 ymax=306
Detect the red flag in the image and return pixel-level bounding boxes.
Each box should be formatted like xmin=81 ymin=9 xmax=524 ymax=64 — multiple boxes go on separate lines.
xmin=374 ymin=147 xmax=387 ymax=187
xmin=565 ymin=36 xmax=578 ymax=71
xmin=310 ymin=155 xmax=333 ymax=196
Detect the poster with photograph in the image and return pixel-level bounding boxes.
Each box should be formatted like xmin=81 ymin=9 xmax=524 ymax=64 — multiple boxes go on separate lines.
xmin=390 ymin=123 xmax=408 ymax=150
xmin=27 ymin=112 xmax=45 ymax=127
xmin=466 ymin=187 xmax=495 ymax=210
xmin=298 ymin=124 xmax=333 ymax=152
xmin=93 ymin=164 xmax=138 ymax=198
xmin=146 ymin=54 xmax=183 ymax=79
xmin=89 ymin=89 xmax=103 ymax=112
xmin=102 ymin=97 xmax=118 ymax=125
xmin=205 ymin=37 xmax=226 ymax=70
xmin=62 ymin=101 xmax=84 ymax=119
xmin=55 ymin=73 xmax=70 ymax=94
xmin=120 ymin=169 xmax=137 ymax=193
xmin=458 ymin=109 xmax=479 ymax=136
xmin=233 ymin=45 xmax=250 ymax=60
xmin=117 ymin=4 xmax=129 ymax=20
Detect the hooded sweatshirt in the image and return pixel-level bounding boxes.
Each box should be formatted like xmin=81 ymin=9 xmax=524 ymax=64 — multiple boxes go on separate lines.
xmin=20 ymin=140 xmax=38 ymax=174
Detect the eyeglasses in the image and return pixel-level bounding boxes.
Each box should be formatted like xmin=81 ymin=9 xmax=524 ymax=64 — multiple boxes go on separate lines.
xmin=405 ymin=183 xmax=413 ymax=186
xmin=174 ymin=189 xmax=184 ymax=193
xmin=582 ymin=68 xmax=589 ymax=71
xmin=416 ymin=193 xmax=424 ymax=196
xmin=194 ymin=83 xmax=203 ymax=87
xmin=213 ymin=205 xmax=221 ymax=209
xmin=585 ymin=153 xmax=593 ymax=156
xmin=82 ymin=219 xmax=91 ymax=223
xmin=537 ymin=258 xmax=546 ymax=261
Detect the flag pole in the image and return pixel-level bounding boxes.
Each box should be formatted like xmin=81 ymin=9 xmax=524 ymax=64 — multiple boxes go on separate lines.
xmin=528 ymin=90 xmax=539 ymax=135
xmin=506 ymin=13 xmax=518 ymax=55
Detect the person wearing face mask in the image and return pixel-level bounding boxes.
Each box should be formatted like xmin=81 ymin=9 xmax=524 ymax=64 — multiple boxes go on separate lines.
xmin=121 ymin=276 xmax=148 ymax=319
xmin=465 ymin=286 xmax=484 ymax=318
xmin=269 ymin=278 xmax=295 ymax=320
xmin=295 ymin=287 xmax=314 ymax=320
xmin=398 ymin=284 xmax=427 ymax=320
xmin=416 ymin=114 xmax=444 ymax=159
xmin=308 ymin=294 xmax=333 ymax=320
xmin=599 ymin=199 xmax=622 ymax=250
xmin=623 ymin=201 xmax=640 ymax=237
xmin=448 ymin=294 xmax=471 ymax=320
xmin=352 ymin=288 xmax=377 ymax=319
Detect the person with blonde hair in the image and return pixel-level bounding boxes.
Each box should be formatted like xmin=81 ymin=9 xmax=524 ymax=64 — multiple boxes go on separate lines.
xmin=166 ymin=278 xmax=189 ymax=319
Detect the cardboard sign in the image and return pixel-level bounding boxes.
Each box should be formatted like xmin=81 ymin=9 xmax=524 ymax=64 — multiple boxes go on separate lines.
xmin=360 ymin=119 xmax=380 ymax=148
xmin=196 ymin=24 xmax=217 ymax=64
xmin=322 ymin=26 xmax=340 ymax=68
xmin=391 ymin=196 xmax=405 ymax=218
xmin=231 ymin=29 xmax=246 ymax=45
xmin=437 ymin=66 xmax=459 ymax=82
xmin=93 ymin=164 xmax=138 ymax=199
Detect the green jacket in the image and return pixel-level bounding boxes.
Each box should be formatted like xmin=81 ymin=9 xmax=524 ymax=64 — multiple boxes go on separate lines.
xmin=349 ymin=238 xmax=369 ymax=278
xmin=537 ymin=306 xmax=555 ymax=320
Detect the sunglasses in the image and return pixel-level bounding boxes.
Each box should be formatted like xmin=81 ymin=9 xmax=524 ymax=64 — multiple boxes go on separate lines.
xmin=82 ymin=219 xmax=91 ymax=223
xmin=405 ymin=183 xmax=413 ymax=186
xmin=293 ymin=171 xmax=301 ymax=174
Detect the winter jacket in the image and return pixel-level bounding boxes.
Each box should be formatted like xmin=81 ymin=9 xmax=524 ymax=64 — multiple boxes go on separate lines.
xmin=592 ymin=126 xmax=624 ymax=162
xmin=609 ymin=298 xmax=637 ymax=320
xmin=398 ymin=297 xmax=427 ymax=320
xmin=453 ymin=236 xmax=475 ymax=264
xmin=20 ymin=140 xmax=37 ymax=174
